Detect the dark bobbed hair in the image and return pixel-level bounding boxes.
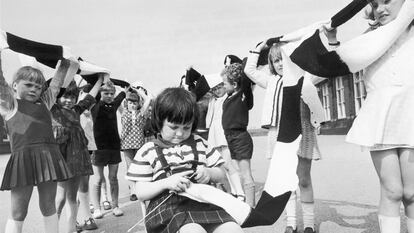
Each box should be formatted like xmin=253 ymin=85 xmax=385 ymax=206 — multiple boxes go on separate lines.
xmin=62 ymin=81 xmax=79 ymax=99
xmin=151 ymin=87 xmax=199 ymax=134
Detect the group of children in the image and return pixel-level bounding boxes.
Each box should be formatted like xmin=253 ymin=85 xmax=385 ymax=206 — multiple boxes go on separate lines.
xmin=0 ymin=52 xmax=152 ymax=233
xmin=1 ymin=0 xmax=414 ymax=232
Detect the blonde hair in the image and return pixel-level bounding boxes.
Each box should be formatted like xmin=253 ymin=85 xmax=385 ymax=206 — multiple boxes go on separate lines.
xmin=268 ymin=43 xmax=283 ymax=76
xmin=100 ymin=81 xmax=116 ymax=93
xmin=13 ymin=66 xmax=46 ymax=86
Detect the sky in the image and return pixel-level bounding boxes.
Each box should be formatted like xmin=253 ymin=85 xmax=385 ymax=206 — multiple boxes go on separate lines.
xmin=0 ymin=0 xmax=368 ymax=128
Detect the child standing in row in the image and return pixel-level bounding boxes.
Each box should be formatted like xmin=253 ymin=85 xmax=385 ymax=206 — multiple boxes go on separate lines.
xmin=52 ymin=77 xmax=103 ymax=233
xmin=245 ymin=42 xmax=324 ymax=233
xmin=206 ymin=82 xmax=245 ymax=200
xmin=90 ymin=81 xmax=126 ymax=218
xmin=221 ymin=63 xmax=256 ymax=207
xmin=77 ymin=84 xmax=99 ymax=231
xmin=126 ymin=87 xmax=243 ymax=233
xmin=120 ymin=87 xmax=151 ymax=201
xmin=0 ymin=57 xmax=78 ymax=233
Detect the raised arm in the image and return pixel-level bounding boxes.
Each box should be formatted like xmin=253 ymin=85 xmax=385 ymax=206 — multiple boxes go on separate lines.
xmin=0 ymin=52 xmax=16 ymax=117
xmin=244 ymin=42 xmax=271 ymax=89
xmin=135 ymin=87 xmax=152 ymax=115
xmin=42 ymin=58 xmax=79 ymax=109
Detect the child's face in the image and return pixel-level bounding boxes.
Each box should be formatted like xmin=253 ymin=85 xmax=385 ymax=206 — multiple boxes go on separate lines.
xmin=271 ymin=57 xmax=283 ymax=76
xmin=101 ymin=90 xmax=115 ymax=104
xmin=13 ymin=80 xmax=43 ymax=102
xmin=211 ymin=83 xmax=226 ymax=98
xmin=222 ymin=76 xmax=236 ymax=94
xmin=59 ymin=95 xmax=76 ymax=109
xmin=127 ymin=100 xmax=139 ymax=111
xmin=371 ymin=0 xmax=404 ymax=25
xmin=160 ymin=120 xmax=193 ymax=144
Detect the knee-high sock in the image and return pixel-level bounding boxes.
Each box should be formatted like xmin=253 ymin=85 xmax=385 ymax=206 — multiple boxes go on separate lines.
xmin=301 ymin=201 xmax=315 ymax=229
xmin=407 ymin=217 xmax=414 ymax=233
xmin=286 ymin=192 xmax=297 ymax=229
xmin=229 ymin=173 xmax=244 ymax=197
xmin=378 ymin=215 xmax=400 ymax=233
xmin=225 ymin=172 xmax=236 ymax=194
xmin=77 ymin=191 xmax=92 ymax=221
xmin=5 ymin=219 xmax=23 ymax=233
xmin=244 ymin=182 xmax=255 ymax=207
xmin=43 ymin=214 xmax=59 ymax=233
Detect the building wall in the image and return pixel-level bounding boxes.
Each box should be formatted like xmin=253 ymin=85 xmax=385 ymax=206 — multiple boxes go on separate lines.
xmin=317 ymin=74 xmax=361 ymax=135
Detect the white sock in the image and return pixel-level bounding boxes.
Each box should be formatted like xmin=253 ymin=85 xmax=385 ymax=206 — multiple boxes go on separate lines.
xmin=225 ymin=172 xmax=236 ymax=194
xmin=302 ymin=201 xmax=315 ymax=229
xmin=285 ymin=192 xmax=297 ymax=229
xmin=5 ymin=219 xmax=23 ymax=233
xmin=77 ymin=191 xmax=92 ymax=222
xmin=43 ymin=213 xmax=59 ymax=233
xmin=229 ymin=173 xmax=245 ymax=197
xmin=407 ymin=217 xmax=414 ymax=233
xmin=378 ymin=215 xmax=400 ymax=233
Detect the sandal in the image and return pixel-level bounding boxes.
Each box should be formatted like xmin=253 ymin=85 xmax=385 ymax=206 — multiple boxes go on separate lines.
xmin=102 ymin=200 xmax=111 ymax=210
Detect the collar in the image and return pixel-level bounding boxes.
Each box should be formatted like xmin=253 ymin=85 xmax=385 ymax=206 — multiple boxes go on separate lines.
xmin=153 ymin=134 xmax=195 ymax=148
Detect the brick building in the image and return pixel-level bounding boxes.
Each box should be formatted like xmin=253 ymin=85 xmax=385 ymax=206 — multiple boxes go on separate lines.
xmin=316 ymin=71 xmax=366 ymax=135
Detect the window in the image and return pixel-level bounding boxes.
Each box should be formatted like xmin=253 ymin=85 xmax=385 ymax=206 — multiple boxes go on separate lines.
xmin=335 ymin=77 xmax=346 ymax=119
xmin=353 ymin=71 xmax=367 ymax=114
xmin=321 ymin=83 xmax=331 ymax=121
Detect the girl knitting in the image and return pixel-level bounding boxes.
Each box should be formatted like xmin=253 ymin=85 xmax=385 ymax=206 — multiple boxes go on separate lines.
xmin=120 ymin=86 xmax=151 ymax=201
xmin=244 ymin=42 xmax=324 ymax=233
xmin=0 ymin=57 xmax=78 ymax=233
xmin=126 ymin=87 xmax=243 ymax=233
xmin=52 ymin=76 xmax=103 ymax=233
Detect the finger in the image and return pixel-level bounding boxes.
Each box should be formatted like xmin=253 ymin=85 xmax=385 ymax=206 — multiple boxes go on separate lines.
xmin=178 ymin=170 xmax=194 ymax=177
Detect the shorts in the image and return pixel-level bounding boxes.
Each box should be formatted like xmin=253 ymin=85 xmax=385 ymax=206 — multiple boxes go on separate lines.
xmin=91 ymin=149 xmax=121 ymax=166
xmin=225 ymin=130 xmax=253 ymax=160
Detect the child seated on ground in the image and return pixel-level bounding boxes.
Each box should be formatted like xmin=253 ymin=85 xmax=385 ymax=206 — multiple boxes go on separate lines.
xmin=126 ymin=87 xmax=243 ymax=233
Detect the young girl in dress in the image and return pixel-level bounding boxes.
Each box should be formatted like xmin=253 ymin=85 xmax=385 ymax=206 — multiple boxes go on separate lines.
xmin=77 ymin=84 xmax=99 ymax=231
xmin=126 ymin=87 xmax=243 ymax=233
xmin=244 ymin=42 xmax=324 ymax=233
xmin=206 ymin=82 xmax=245 ymax=201
xmin=52 ymin=76 xmax=103 ymax=232
xmin=328 ymin=1 xmax=414 ymax=232
xmin=0 ymin=57 xmax=77 ymax=233
xmin=90 ymin=81 xmax=126 ymax=218
xmin=120 ymin=87 xmax=151 ymax=201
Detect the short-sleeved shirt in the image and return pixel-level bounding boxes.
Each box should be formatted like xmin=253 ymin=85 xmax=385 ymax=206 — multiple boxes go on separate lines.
xmin=126 ymin=134 xmax=224 ymax=182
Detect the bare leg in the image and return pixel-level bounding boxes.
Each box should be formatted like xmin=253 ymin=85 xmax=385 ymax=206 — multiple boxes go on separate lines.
xmin=5 ymin=185 xmax=34 ymax=233
xmin=38 ymin=181 xmax=59 ymax=233
xmin=64 ymin=176 xmax=81 ymax=233
xmin=177 ymin=223 xmax=207 ymax=233
xmin=371 ymin=149 xmax=402 ymax=233
xmin=237 ymin=159 xmax=255 ymax=207
xmin=297 ymin=157 xmax=314 ymax=230
xmin=55 ymin=181 xmax=66 ymax=218
xmin=91 ymin=165 xmax=104 ymax=212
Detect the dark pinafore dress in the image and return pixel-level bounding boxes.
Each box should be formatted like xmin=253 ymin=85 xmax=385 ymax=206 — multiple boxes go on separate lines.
xmin=145 ymin=138 xmax=235 ymax=233
xmin=0 ymin=99 xmax=73 ymax=190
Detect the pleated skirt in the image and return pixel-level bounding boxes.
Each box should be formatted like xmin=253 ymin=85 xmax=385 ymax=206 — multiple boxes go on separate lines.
xmin=1 ymin=143 xmax=73 ymax=190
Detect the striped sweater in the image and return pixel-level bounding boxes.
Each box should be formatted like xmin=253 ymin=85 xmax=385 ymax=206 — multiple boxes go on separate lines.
xmin=126 ymin=134 xmax=224 ymax=182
